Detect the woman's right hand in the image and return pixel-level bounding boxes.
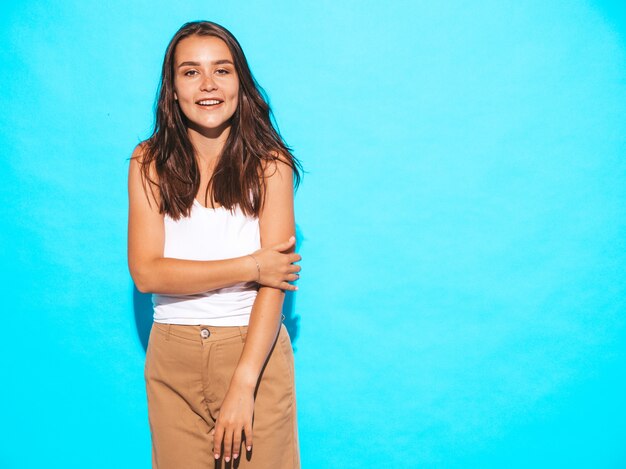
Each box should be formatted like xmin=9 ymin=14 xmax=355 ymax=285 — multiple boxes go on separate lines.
xmin=248 ymin=236 xmax=301 ymax=291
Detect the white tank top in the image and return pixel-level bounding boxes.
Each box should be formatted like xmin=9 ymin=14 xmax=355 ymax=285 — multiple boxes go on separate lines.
xmin=152 ymin=199 xmax=261 ymax=326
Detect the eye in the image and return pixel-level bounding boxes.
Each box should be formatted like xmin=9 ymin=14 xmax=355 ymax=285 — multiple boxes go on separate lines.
xmin=216 ymin=68 xmax=230 ymax=75
xmin=184 ymin=69 xmax=198 ymax=76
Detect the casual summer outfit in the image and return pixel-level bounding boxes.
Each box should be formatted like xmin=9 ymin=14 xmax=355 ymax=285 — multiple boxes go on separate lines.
xmin=144 ymin=199 xmax=300 ymax=468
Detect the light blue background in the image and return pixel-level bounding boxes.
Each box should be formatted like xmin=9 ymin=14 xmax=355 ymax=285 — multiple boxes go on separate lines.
xmin=1 ymin=1 xmax=625 ymax=467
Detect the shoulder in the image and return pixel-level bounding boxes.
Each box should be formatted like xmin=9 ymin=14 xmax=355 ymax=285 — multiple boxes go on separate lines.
xmin=128 ymin=140 xmax=161 ymax=207
xmin=129 ymin=141 xmax=158 ymax=180
xmin=130 ymin=141 xmax=150 ymax=167
xmin=261 ymin=150 xmax=293 ymax=181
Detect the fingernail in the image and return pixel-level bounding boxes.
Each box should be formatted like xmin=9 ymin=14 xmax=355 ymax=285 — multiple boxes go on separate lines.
xmin=225 ymin=456 xmax=230 ymax=462
xmin=234 ymin=454 xmax=239 ymax=459
xmin=214 ymin=454 xmax=219 ymax=459
xmin=247 ymin=446 xmax=252 ymax=451
xmin=290 ymin=236 xmax=295 ymax=241
xmin=295 ymin=286 xmax=299 ymax=290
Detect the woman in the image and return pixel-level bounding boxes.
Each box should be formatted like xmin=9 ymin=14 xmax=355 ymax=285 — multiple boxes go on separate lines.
xmin=127 ymin=20 xmax=302 ymax=468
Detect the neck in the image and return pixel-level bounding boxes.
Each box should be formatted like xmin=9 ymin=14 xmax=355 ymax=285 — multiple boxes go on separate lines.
xmin=186 ymin=121 xmax=232 ymax=165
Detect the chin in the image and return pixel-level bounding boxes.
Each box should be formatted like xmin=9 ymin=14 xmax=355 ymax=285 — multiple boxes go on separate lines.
xmin=188 ymin=118 xmax=232 ymax=135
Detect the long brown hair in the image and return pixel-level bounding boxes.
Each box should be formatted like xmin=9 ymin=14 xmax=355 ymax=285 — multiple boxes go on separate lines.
xmin=139 ymin=20 xmax=302 ymax=219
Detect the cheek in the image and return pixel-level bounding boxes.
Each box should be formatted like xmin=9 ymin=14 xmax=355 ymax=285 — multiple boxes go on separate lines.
xmin=229 ymin=88 xmax=239 ymax=109
xmin=173 ymin=80 xmax=191 ymax=100
xmin=229 ymin=79 xmax=240 ymax=101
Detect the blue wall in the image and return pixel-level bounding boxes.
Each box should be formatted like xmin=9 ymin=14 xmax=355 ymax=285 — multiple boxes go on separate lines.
xmin=1 ymin=1 xmax=625 ymax=467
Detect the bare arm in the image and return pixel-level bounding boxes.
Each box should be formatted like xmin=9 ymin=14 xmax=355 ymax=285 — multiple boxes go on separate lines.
xmin=127 ymin=144 xmax=300 ymax=294
xmin=212 ymin=154 xmax=297 ymax=462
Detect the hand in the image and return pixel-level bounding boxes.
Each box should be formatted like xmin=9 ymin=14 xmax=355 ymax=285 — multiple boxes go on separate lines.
xmin=212 ymin=382 xmax=255 ymax=463
xmin=249 ymin=236 xmax=302 ymax=290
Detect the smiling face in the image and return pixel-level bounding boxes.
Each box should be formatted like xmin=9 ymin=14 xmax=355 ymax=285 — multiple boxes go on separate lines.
xmin=173 ymin=35 xmax=239 ymax=138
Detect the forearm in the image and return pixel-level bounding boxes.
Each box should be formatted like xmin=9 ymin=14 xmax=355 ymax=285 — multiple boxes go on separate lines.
xmin=230 ymin=286 xmax=286 ymax=390
xmin=133 ymin=256 xmax=256 ymax=295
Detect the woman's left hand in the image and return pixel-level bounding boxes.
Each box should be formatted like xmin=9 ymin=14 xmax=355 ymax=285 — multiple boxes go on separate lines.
xmin=212 ymin=381 xmax=255 ymax=462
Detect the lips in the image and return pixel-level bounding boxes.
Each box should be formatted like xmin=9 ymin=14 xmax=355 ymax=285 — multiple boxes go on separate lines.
xmin=196 ymin=98 xmax=224 ymax=107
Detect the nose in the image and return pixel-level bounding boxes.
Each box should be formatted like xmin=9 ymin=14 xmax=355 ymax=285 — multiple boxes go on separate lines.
xmin=200 ymin=73 xmax=217 ymax=91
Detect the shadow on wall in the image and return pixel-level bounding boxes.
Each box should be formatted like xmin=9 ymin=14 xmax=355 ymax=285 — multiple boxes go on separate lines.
xmin=133 ymin=227 xmax=304 ymax=353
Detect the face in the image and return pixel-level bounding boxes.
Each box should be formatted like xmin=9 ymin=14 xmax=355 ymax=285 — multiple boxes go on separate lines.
xmin=173 ymin=35 xmax=239 ymax=136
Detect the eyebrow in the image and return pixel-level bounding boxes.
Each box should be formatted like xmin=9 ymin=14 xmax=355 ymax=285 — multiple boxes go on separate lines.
xmin=177 ymin=59 xmax=234 ymax=68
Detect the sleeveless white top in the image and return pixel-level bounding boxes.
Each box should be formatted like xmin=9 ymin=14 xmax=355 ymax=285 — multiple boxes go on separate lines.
xmin=152 ymin=199 xmax=261 ymax=326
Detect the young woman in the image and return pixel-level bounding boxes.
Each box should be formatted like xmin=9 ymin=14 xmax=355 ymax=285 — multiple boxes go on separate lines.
xmin=127 ymin=21 xmax=302 ymax=468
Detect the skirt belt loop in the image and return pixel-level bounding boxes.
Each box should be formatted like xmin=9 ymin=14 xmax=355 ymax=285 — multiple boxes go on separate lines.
xmin=238 ymin=326 xmax=247 ymax=342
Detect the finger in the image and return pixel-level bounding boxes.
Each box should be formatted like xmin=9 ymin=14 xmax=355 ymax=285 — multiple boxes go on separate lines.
xmin=282 ymin=281 xmax=298 ymax=291
xmin=213 ymin=425 xmax=224 ymax=460
xmin=289 ymin=264 xmax=301 ymax=273
xmin=273 ymin=236 xmax=296 ymax=252
xmin=244 ymin=423 xmax=253 ymax=452
xmin=232 ymin=428 xmax=242 ymax=460
xmin=289 ymin=253 xmax=302 ymax=263
xmin=223 ymin=428 xmax=233 ymax=462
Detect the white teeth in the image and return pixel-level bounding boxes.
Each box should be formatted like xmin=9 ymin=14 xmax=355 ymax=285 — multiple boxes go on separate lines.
xmin=198 ymin=100 xmax=221 ymax=106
